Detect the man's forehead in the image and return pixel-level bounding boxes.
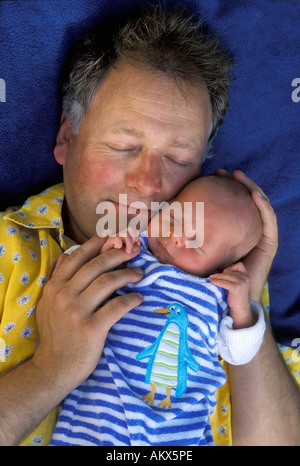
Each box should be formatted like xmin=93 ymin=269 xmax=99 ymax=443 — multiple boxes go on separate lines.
xmin=87 ymin=63 xmax=213 ymax=149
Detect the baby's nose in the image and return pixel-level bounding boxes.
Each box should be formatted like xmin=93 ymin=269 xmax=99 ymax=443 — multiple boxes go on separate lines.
xmin=171 ymin=232 xmax=186 ymax=248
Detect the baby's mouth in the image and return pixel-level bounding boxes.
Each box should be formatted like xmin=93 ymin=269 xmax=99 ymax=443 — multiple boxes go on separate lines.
xmin=156 ymin=239 xmax=172 ymax=260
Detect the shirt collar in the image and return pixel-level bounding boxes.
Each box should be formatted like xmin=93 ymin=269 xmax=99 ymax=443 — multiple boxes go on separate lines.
xmin=4 ymin=183 xmax=66 ymax=245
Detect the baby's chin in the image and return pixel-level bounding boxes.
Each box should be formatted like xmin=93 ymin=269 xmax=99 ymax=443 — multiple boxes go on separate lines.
xmin=147 ymin=236 xmax=169 ymax=263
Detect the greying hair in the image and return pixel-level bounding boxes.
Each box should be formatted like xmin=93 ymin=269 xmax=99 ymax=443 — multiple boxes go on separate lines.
xmin=62 ymin=3 xmax=233 ymax=144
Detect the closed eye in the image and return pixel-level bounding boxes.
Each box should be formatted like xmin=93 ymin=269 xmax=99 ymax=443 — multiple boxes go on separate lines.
xmin=109 ymin=146 xmax=134 ymax=153
xmin=164 ymin=155 xmax=190 ymax=168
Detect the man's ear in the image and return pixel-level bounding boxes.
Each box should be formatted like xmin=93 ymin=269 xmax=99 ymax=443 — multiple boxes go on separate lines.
xmin=53 ymin=113 xmax=74 ymax=165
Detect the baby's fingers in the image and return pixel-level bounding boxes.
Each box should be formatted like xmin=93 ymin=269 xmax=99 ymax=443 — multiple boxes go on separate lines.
xmin=123 ymin=236 xmax=140 ymax=254
xmin=118 ymin=227 xmax=140 ymax=254
xmin=222 ymin=262 xmax=248 ymax=275
xmin=101 ymin=237 xmax=123 ymax=253
xmin=209 ymin=274 xmax=246 ymax=291
xmin=209 ymin=263 xmax=250 ymax=291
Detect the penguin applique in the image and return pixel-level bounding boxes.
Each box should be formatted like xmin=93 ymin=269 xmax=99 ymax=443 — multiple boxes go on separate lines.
xmin=136 ymin=303 xmax=199 ymax=409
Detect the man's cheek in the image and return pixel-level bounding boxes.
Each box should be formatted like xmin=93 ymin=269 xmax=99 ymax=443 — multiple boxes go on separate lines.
xmin=86 ymin=159 xmax=124 ymax=190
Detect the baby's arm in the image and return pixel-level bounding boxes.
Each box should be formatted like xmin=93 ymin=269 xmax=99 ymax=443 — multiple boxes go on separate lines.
xmin=210 ymin=262 xmax=265 ymax=365
xmin=209 ymin=262 xmax=255 ymax=329
xmin=100 ymin=227 xmax=140 ymax=254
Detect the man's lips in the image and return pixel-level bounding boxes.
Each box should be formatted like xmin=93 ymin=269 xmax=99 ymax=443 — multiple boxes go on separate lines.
xmin=110 ymin=200 xmax=152 ymax=221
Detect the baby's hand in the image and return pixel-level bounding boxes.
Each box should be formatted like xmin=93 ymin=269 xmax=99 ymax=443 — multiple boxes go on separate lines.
xmin=100 ymin=227 xmax=140 ymax=254
xmin=209 ymin=262 xmax=256 ymax=329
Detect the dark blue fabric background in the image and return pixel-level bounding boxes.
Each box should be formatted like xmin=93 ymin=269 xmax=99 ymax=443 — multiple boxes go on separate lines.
xmin=0 ymin=0 xmax=299 ymax=346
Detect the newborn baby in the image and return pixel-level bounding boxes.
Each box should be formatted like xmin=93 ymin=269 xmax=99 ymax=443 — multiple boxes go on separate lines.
xmin=51 ymin=175 xmax=266 ymax=447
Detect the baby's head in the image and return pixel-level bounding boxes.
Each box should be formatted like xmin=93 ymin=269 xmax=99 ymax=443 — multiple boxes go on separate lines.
xmin=148 ymin=175 xmax=263 ymax=276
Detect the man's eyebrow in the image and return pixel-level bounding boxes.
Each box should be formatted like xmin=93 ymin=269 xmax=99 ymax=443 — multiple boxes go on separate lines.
xmin=169 ymin=139 xmax=197 ymax=150
xmin=110 ymin=126 xmax=145 ymax=138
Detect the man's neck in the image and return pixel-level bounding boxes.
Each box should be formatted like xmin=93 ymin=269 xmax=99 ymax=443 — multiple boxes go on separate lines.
xmin=61 ymin=201 xmax=87 ymax=245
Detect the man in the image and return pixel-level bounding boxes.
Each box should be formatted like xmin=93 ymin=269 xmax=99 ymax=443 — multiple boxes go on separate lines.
xmin=0 ymin=3 xmax=299 ymax=446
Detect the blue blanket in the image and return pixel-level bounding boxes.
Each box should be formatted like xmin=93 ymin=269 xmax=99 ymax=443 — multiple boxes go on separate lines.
xmin=0 ymin=0 xmax=299 ymax=346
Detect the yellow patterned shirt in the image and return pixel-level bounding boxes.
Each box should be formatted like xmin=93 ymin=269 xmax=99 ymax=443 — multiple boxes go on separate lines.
xmin=0 ymin=184 xmax=299 ymax=446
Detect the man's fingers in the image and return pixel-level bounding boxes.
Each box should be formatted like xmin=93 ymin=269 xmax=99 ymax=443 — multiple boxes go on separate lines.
xmin=251 ymin=190 xmax=278 ymax=241
xmin=52 ymin=238 xmax=140 ymax=293
xmin=93 ymin=291 xmax=144 ymax=332
xmin=215 ymin=168 xmax=232 ymax=179
xmin=52 ymin=235 xmax=104 ymax=282
xmin=78 ymin=267 xmax=144 ymax=313
xmin=51 ymin=253 xmax=69 ymax=277
xmin=216 ymin=168 xmax=269 ymax=200
xmin=71 ymin=244 xmax=141 ymax=292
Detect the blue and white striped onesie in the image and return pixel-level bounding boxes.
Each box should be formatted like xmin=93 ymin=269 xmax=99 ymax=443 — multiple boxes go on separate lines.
xmin=50 ymin=235 xmax=229 ymax=446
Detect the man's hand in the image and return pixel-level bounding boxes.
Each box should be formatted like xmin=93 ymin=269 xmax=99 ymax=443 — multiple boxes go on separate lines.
xmin=210 ymin=262 xmax=255 ymax=329
xmin=216 ymin=169 xmax=278 ymax=302
xmin=0 ymin=234 xmax=144 ymax=446
xmin=215 ymin=171 xmax=300 ymax=446
xmin=32 ymin=234 xmax=144 ymax=396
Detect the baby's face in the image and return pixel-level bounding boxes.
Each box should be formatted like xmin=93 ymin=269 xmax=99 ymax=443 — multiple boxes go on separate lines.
xmin=147 ymin=177 xmax=262 ymax=276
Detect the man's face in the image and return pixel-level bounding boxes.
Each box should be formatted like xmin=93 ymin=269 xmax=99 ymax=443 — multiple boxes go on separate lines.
xmin=54 ymin=61 xmax=212 ymax=243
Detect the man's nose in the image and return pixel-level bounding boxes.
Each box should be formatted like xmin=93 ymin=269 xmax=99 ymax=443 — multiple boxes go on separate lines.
xmin=126 ymin=152 xmax=162 ymax=197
